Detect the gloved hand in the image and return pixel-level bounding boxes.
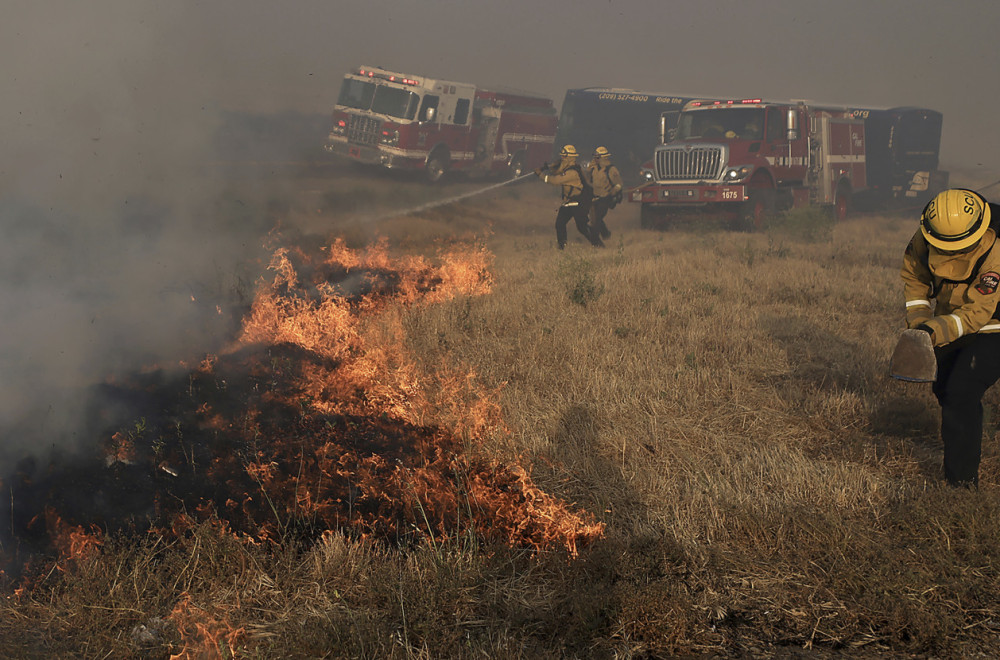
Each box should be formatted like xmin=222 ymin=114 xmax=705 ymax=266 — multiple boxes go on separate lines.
xmin=533 ymin=166 xmax=544 ymax=176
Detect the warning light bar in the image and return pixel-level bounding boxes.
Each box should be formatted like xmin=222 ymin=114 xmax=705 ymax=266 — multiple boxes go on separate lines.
xmin=690 ymin=98 xmax=764 ymax=107
xmin=357 ymin=68 xmax=420 ymax=85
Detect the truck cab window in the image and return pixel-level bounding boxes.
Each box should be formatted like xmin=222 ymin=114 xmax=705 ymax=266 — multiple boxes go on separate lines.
xmin=338 ymin=79 xmax=375 ymax=110
xmin=419 ymin=95 xmax=439 ymax=123
xmin=454 ymin=98 xmax=470 ymax=125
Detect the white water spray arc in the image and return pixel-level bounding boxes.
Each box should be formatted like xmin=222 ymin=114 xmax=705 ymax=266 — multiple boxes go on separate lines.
xmin=370 ymin=172 xmax=535 ymax=222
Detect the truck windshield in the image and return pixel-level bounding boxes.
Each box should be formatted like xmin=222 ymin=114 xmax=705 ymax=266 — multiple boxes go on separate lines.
xmin=675 ymin=108 xmax=766 ymax=140
xmin=371 ymin=86 xmax=419 ymax=120
xmin=338 ymin=78 xmax=376 ymax=110
xmin=336 ymin=78 xmax=419 ymax=120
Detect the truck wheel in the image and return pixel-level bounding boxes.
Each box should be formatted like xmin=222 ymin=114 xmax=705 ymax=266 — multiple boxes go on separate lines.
xmin=640 ymin=204 xmax=670 ymax=230
xmin=737 ymin=188 xmax=775 ymax=232
xmin=425 ymin=151 xmax=449 ymax=183
xmin=834 ymin=184 xmax=851 ymax=221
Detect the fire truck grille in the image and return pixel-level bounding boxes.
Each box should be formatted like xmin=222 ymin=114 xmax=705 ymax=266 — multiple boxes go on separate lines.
xmin=348 ymin=114 xmax=381 ymax=146
xmin=655 ymin=146 xmax=724 ymax=181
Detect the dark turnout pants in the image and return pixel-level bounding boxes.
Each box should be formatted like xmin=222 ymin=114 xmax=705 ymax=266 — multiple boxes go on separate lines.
xmin=555 ymin=202 xmax=601 ymax=248
xmin=590 ymin=196 xmax=613 ymax=240
xmin=932 ymin=332 xmax=1000 ymax=487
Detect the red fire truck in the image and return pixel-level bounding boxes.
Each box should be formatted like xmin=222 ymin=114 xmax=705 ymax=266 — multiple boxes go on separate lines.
xmin=631 ymin=98 xmax=947 ymax=230
xmin=324 ymin=66 xmax=558 ymax=182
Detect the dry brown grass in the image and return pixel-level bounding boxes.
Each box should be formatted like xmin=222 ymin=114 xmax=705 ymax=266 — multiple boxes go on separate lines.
xmin=3 ymin=171 xmax=1000 ymax=658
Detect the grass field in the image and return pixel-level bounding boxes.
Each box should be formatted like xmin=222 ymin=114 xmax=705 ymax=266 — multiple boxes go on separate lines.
xmin=2 ymin=169 xmax=1000 ymax=658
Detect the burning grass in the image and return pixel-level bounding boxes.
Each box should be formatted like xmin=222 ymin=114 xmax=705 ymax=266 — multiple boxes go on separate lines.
xmin=0 ymin=230 xmax=604 ymax=657
xmin=3 ymin=179 xmax=1000 ymax=657
xmin=2 ymin=236 xmax=603 ymax=563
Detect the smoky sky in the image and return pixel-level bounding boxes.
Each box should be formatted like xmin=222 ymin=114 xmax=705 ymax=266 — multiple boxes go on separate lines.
xmin=66 ymin=0 xmax=996 ymax=171
xmin=1 ymin=0 xmax=998 ymax=454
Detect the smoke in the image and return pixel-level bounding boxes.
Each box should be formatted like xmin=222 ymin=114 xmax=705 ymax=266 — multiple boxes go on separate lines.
xmin=0 ymin=2 xmax=273 ymax=459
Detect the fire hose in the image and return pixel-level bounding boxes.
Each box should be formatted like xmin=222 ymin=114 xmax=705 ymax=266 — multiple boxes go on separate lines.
xmin=370 ymin=172 xmax=535 ymax=221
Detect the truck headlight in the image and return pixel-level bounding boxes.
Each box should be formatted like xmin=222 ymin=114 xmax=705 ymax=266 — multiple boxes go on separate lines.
xmin=331 ymin=119 xmax=347 ymax=137
xmin=640 ymin=168 xmax=654 ymax=183
xmin=723 ymin=165 xmax=754 ymax=181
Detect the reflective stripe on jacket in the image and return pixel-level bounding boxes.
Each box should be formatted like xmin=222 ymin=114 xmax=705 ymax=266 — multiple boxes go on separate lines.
xmin=901 ymin=219 xmax=1000 ymax=346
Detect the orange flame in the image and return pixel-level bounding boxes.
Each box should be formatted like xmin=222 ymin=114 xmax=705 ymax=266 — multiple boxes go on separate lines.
xmin=103 ymin=430 xmax=137 ymax=466
xmin=215 ymin=239 xmax=602 ymax=554
xmin=4 ymin=237 xmax=602 ymax=580
xmin=167 ymin=592 xmax=244 ymax=660
xmin=44 ymin=508 xmax=103 ymax=564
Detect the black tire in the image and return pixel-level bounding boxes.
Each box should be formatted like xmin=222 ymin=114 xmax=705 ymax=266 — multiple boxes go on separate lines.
xmin=737 ymin=188 xmax=775 ymax=232
xmin=425 ymin=151 xmax=449 ymax=183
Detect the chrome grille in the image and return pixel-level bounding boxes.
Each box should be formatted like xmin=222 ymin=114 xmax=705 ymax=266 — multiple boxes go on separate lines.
xmin=348 ymin=114 xmax=381 ymax=146
xmin=654 ymin=146 xmax=724 ymax=181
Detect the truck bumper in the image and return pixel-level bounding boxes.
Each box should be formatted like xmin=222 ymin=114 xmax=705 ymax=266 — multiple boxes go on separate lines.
xmin=324 ymin=139 xmax=422 ymax=170
xmin=629 ymin=183 xmax=749 ymax=207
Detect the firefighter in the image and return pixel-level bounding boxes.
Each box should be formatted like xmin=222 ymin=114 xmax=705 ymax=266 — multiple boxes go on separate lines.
xmin=535 ymin=145 xmax=604 ymax=249
xmin=587 ymin=146 xmax=624 ymax=241
xmin=901 ymin=188 xmax=1000 ymax=487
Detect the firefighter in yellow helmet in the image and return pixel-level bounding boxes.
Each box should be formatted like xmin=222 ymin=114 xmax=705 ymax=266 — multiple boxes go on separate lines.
xmin=901 ymin=188 xmax=1000 ymax=487
xmin=587 ymin=146 xmax=624 ymax=241
xmin=534 ymin=145 xmax=604 ymax=249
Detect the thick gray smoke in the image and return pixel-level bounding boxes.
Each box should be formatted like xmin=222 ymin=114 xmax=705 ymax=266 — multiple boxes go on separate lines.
xmin=0 ymin=3 xmax=274 ymax=456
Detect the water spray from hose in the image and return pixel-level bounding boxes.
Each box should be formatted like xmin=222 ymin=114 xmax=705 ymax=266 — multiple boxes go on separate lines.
xmin=369 ymin=172 xmax=534 ymax=222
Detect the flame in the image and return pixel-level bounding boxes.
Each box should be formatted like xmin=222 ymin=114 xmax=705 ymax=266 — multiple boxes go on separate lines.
xmin=237 ymin=238 xmax=501 ymax=437
xmin=3 ymin=237 xmax=602 ymax=580
xmin=44 ymin=508 xmax=103 ymax=564
xmin=216 ymin=238 xmax=601 ymax=553
xmin=103 ymin=430 xmax=136 ymax=466
xmin=167 ymin=592 xmax=244 ymax=660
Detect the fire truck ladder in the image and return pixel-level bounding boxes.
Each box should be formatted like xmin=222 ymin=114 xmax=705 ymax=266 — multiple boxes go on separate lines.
xmin=807 ymin=131 xmax=822 ymax=205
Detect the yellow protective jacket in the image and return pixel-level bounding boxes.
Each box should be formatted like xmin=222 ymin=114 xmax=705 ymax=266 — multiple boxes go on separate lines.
xmin=587 ymin=158 xmax=623 ymax=198
xmin=539 ymin=161 xmax=589 ymax=205
xmin=901 ymin=224 xmax=1000 ymax=346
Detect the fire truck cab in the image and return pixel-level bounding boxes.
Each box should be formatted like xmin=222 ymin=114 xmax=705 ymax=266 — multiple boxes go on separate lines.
xmin=325 ymin=66 xmax=557 ymax=182
xmin=631 ymin=98 xmax=867 ymax=230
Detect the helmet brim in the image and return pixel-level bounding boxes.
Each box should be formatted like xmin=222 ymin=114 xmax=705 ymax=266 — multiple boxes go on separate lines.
xmin=922 ymin=200 xmax=991 ymax=251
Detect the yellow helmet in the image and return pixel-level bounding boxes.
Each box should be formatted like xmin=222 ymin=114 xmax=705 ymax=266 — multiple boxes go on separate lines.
xmin=920 ymin=189 xmax=991 ymax=251
xmin=593 ymin=146 xmax=610 ymax=158
xmin=560 ymin=145 xmax=578 ymax=159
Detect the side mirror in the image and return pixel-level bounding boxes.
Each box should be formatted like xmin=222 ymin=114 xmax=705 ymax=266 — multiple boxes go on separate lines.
xmin=786 ymin=108 xmax=800 ymax=140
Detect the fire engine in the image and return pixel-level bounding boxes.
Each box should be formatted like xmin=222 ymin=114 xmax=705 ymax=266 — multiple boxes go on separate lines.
xmin=325 ymin=66 xmax=558 ymax=182
xmin=631 ymin=98 xmax=948 ymax=230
